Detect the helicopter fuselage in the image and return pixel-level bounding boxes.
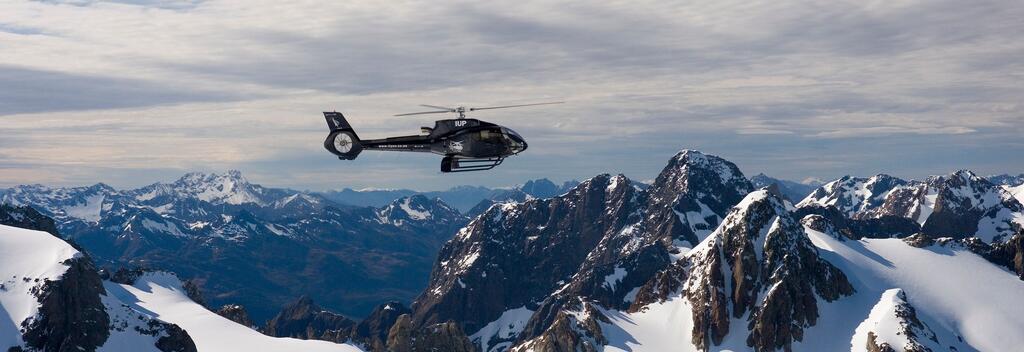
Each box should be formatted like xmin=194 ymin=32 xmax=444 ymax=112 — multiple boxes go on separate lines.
xmin=357 ymin=118 xmax=527 ymax=159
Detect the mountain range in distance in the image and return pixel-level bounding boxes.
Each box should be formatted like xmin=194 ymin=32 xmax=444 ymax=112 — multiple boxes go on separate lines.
xmin=2 ymin=151 xmax=1023 ymax=352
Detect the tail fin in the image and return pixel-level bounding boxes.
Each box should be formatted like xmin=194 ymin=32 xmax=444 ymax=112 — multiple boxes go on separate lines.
xmin=323 ymin=112 xmax=363 ymax=160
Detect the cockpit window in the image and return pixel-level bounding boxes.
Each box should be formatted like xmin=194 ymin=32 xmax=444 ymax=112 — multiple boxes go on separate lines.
xmin=475 ymin=129 xmax=504 ymax=143
xmin=502 ymin=128 xmax=524 ymax=141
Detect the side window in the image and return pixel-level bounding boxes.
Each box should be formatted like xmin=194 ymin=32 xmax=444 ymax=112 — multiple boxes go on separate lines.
xmin=477 ymin=130 xmax=501 ymax=143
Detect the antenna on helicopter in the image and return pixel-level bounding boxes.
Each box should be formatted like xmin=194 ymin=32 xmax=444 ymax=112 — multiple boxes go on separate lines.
xmin=394 ymin=101 xmax=564 ymax=119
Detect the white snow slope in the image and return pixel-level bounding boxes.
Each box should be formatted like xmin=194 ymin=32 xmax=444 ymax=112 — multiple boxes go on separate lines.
xmin=104 ymin=272 xmax=364 ymax=352
xmin=1005 ymin=184 xmax=1024 ymax=207
xmin=0 ymin=224 xmax=80 ymax=349
xmin=0 ymin=224 xmax=363 ymax=352
xmin=600 ymin=226 xmax=1024 ymax=351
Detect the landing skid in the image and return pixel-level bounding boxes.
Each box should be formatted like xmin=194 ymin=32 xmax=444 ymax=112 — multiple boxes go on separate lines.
xmin=441 ymin=156 xmax=504 ymax=173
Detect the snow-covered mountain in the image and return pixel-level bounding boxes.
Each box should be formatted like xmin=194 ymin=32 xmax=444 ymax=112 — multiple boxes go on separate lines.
xmin=0 ymin=171 xmax=469 ymax=322
xmin=369 ymin=149 xmax=1024 ymax=352
xmin=0 ymin=205 xmax=196 ymax=352
xmin=0 ymin=205 xmax=366 ymax=352
xmin=5 ymin=153 xmax=1023 ymax=352
xmin=108 ymin=272 xmax=362 ymax=352
xmin=797 ymin=170 xmax=1024 ymax=243
xmin=987 ymin=173 xmax=1024 ymax=186
xmin=319 ymin=178 xmax=580 ymax=212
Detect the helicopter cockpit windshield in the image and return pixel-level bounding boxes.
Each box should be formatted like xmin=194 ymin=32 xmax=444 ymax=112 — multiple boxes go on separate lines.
xmin=502 ymin=127 xmax=527 ymax=154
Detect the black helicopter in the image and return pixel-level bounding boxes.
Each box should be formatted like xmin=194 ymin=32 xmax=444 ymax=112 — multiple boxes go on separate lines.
xmin=323 ymin=102 xmax=561 ymax=172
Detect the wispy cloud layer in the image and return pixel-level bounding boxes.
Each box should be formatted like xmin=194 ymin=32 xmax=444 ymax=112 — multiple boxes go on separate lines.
xmin=1 ymin=0 xmax=1021 ymax=190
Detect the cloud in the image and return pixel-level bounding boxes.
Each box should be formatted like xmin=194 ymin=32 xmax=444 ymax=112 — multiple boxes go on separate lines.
xmin=0 ymin=0 xmax=1022 ymax=190
xmin=0 ymin=65 xmax=243 ymax=114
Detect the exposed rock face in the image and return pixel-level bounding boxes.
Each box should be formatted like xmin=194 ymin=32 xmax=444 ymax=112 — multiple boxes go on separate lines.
xmin=216 ymin=304 xmax=255 ymax=328
xmin=794 ymin=204 xmax=920 ymax=240
xmin=681 ymin=188 xmax=854 ymax=351
xmin=989 ymin=230 xmax=1024 ymax=280
xmin=859 ymin=289 xmax=947 ymax=352
xmin=544 ymin=150 xmax=752 ymax=314
xmin=644 ymin=150 xmax=754 ymax=247
xmin=914 ymin=171 xmax=1023 ymax=242
xmin=410 ymin=173 xmax=643 ymax=334
xmin=110 ymin=266 xmax=148 ymax=285
xmin=800 ymin=214 xmax=844 ymax=240
xmin=182 ymin=280 xmax=206 ymax=307
xmin=798 ymin=174 xmax=908 ymax=218
xmin=263 ymin=296 xmax=356 ymax=342
xmin=386 ymin=314 xmax=475 ymax=352
xmin=0 ymin=204 xmax=59 ymax=236
xmin=0 ymin=220 xmax=197 ymax=352
xmin=409 ymin=150 xmax=756 ymax=351
xmin=154 ymin=324 xmax=198 ymax=352
xmin=514 ymin=299 xmax=608 ymax=352
xmin=21 ymin=256 xmax=111 ymax=352
xmin=351 ymin=301 xmax=412 ymax=351
xmin=798 ymin=171 xmax=1024 ymax=243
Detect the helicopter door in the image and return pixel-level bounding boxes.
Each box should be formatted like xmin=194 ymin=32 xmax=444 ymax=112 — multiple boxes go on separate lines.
xmin=463 ymin=128 xmax=506 ymax=157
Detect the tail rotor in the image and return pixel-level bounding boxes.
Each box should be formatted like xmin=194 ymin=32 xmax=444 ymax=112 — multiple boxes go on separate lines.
xmin=323 ymin=112 xmax=363 ymax=160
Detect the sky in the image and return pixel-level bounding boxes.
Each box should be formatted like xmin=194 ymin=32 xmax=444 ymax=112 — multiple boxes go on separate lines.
xmin=0 ymin=0 xmax=1022 ymax=191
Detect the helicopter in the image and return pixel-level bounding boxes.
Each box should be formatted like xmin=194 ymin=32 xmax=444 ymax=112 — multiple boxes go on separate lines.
xmin=323 ymin=102 xmax=561 ymax=172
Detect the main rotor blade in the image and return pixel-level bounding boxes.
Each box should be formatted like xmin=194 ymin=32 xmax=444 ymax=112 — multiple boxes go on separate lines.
xmin=394 ymin=110 xmax=451 ymax=116
xmin=468 ymin=101 xmax=564 ymax=111
xmin=420 ymin=104 xmax=456 ymax=111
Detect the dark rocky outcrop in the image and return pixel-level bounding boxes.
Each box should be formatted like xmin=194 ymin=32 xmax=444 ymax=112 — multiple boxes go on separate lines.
xmin=154 ymin=324 xmax=198 ymax=352
xmin=21 ymin=257 xmax=111 ymax=352
xmin=216 ymin=304 xmax=255 ymax=328
xmin=350 ymin=301 xmax=412 ymax=351
xmin=794 ymin=204 xmax=920 ymax=240
xmin=386 ymin=315 xmax=475 ymax=352
xmin=799 ymin=171 xmax=1024 ymax=243
xmin=110 ymin=266 xmax=149 ymax=285
xmin=988 ymin=229 xmax=1024 ymax=280
xmin=410 ymin=174 xmax=642 ymax=335
xmin=515 ymin=298 xmax=608 ymax=352
xmin=681 ymin=188 xmax=854 ymax=351
xmin=409 ymin=150 xmax=757 ymax=351
xmin=0 ymin=204 xmax=59 ymax=236
xmin=182 ymin=279 xmax=206 ymax=307
xmin=263 ymin=296 xmax=357 ymax=342
xmin=798 ymin=174 xmax=908 ymax=218
xmin=863 ymin=289 xmax=943 ymax=352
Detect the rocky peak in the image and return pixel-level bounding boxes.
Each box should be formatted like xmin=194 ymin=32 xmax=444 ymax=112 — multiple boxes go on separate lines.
xmin=378 ymin=195 xmax=462 ymax=226
xmin=387 ymin=314 xmax=475 ymax=352
xmin=410 ymin=173 xmax=640 ymax=336
xmin=917 ymin=170 xmax=1022 ymax=242
xmin=987 ymin=173 xmax=1024 ymax=186
xmin=216 ymin=304 xmax=255 ymax=328
xmin=644 ymin=149 xmax=753 ymax=247
xmin=857 ymin=289 xmax=950 ymax=352
xmin=797 ymin=174 xmax=908 ymax=218
xmin=263 ymin=295 xmax=356 ymax=341
xmin=171 ymin=170 xmax=266 ymax=206
xmin=680 ymin=188 xmax=854 ymax=351
xmin=352 ymin=301 xmax=413 ymax=351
